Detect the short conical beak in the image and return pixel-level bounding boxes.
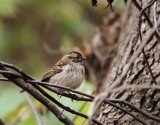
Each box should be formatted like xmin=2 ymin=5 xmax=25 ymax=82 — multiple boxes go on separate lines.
xmin=81 ymin=57 xmax=87 ymax=61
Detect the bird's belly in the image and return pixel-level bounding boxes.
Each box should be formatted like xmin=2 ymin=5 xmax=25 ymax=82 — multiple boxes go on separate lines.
xmin=49 ymin=67 xmax=84 ymax=89
xmin=67 ymin=70 xmax=84 ymax=89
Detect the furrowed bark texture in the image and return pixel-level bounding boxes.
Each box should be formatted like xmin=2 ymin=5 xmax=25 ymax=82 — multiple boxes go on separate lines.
xmin=90 ymin=0 xmax=160 ymax=124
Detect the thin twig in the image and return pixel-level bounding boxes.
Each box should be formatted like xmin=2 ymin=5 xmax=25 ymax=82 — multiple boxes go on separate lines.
xmin=138 ymin=0 xmax=156 ymax=40
xmin=132 ymin=0 xmax=160 ymax=41
xmin=0 ymin=70 xmax=24 ymax=79
xmin=138 ymin=1 xmax=158 ymax=85
xmin=0 ymin=61 xmax=35 ymax=80
xmin=138 ymin=0 xmax=157 ymax=41
xmin=140 ymin=0 xmax=156 ymax=16
xmin=38 ymin=84 xmax=92 ymax=102
xmin=23 ymin=92 xmax=43 ymax=125
xmin=107 ymin=98 xmax=160 ymax=122
xmin=142 ymin=49 xmax=157 ymax=84
xmin=26 ymin=80 xmax=94 ymax=99
xmin=112 ymin=84 xmax=160 ymax=94
xmin=104 ymin=100 xmax=147 ymax=125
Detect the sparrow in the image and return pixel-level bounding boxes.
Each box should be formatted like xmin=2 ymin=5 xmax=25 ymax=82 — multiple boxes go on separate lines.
xmin=41 ymin=51 xmax=87 ymax=94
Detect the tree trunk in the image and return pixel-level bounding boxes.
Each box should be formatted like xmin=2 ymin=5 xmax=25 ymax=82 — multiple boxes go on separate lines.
xmin=87 ymin=0 xmax=160 ymax=124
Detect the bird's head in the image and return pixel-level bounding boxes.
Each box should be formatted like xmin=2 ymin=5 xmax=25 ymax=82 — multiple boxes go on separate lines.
xmin=67 ymin=51 xmax=87 ymax=63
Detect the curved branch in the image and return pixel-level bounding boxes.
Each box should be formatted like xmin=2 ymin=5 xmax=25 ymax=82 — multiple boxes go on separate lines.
xmin=26 ymin=80 xmax=94 ymax=98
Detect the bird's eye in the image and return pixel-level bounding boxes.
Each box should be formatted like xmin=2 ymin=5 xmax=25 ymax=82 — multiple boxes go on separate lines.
xmin=77 ymin=56 xmax=80 ymax=59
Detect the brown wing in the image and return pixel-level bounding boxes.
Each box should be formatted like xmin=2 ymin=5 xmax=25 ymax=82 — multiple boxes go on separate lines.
xmin=56 ymin=55 xmax=69 ymax=66
xmin=41 ymin=65 xmax=63 ymax=82
xmin=41 ymin=55 xmax=69 ymax=82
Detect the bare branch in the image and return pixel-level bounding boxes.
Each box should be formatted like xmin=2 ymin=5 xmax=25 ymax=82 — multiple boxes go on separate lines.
xmin=0 ymin=70 xmax=24 ymax=79
xmin=26 ymin=80 xmax=94 ymax=98
xmin=0 ymin=61 xmax=35 ymax=80
xmin=37 ymin=84 xmax=92 ymax=102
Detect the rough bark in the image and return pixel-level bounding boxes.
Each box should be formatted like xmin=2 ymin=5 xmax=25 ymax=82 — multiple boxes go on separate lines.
xmin=88 ymin=0 xmax=160 ymax=124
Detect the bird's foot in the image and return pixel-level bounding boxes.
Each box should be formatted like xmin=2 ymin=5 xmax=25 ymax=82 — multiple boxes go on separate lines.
xmin=57 ymin=89 xmax=64 ymax=98
xmin=58 ymin=110 xmax=64 ymax=120
xmin=66 ymin=91 xmax=79 ymax=102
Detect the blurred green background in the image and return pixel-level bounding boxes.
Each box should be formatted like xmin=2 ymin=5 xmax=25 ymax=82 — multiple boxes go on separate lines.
xmin=0 ymin=0 xmax=125 ymax=124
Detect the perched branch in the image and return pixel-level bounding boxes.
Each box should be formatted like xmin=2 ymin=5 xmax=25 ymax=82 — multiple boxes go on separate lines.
xmin=36 ymin=84 xmax=92 ymax=102
xmin=27 ymin=80 xmax=94 ymax=98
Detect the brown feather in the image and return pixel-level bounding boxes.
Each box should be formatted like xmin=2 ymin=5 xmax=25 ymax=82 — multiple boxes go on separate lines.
xmin=41 ymin=65 xmax=63 ymax=82
xmin=56 ymin=55 xmax=69 ymax=66
xmin=41 ymin=55 xmax=69 ymax=82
